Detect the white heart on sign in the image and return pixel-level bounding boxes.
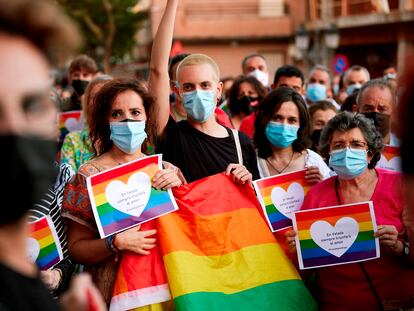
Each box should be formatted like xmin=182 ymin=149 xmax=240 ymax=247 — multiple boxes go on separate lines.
xmin=64 ymin=117 xmax=83 ymax=132
xmin=27 ymin=237 xmax=40 ymax=263
xmin=378 ymin=154 xmax=401 ymax=172
xmin=271 ymin=182 xmax=305 ymax=219
xmin=310 ymin=217 xmax=359 ymax=258
xmin=105 ymin=172 xmax=151 ymax=218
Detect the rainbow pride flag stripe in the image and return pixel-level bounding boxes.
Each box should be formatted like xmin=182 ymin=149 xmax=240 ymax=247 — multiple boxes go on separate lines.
xmin=58 ymin=110 xmax=83 ymax=141
xmin=87 ymin=154 xmax=178 ymax=238
xmin=158 ymin=173 xmax=317 ymax=310
xmin=28 ymin=216 xmax=63 ymax=270
xmin=293 ymin=201 xmax=380 ymax=270
xmin=253 ymin=169 xmax=311 ymax=232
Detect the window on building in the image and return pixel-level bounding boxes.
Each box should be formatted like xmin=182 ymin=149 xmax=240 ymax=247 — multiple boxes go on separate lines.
xmin=259 ymin=0 xmax=285 ymax=17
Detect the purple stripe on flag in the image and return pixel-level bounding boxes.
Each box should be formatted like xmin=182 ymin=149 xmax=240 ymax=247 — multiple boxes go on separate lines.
xmin=303 ymin=249 xmax=378 ymax=268
xmin=103 ymin=202 xmax=176 ymax=235
xmin=271 ymin=218 xmax=292 ymax=231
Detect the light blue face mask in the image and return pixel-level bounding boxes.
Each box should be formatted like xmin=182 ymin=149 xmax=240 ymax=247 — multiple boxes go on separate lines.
xmin=265 ymin=121 xmax=299 ymax=148
xmin=109 ymin=120 xmax=147 ymax=154
xmin=181 ymin=89 xmax=216 ymax=122
xmin=306 ymin=83 xmax=327 ymax=102
xmin=329 ymin=147 xmax=368 ymax=179
xmin=333 ymin=84 xmax=339 ymax=96
xmin=346 ymin=83 xmax=362 ymax=95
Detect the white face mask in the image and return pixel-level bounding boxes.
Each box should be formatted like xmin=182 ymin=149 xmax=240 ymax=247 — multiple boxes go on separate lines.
xmin=248 ymin=69 xmax=269 ymax=87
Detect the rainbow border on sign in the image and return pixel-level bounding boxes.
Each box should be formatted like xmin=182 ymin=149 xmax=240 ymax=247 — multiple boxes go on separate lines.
xmin=253 ymin=169 xmax=311 ymax=232
xmin=87 ymin=154 xmax=178 ymax=238
xmin=293 ymin=201 xmax=380 ymax=270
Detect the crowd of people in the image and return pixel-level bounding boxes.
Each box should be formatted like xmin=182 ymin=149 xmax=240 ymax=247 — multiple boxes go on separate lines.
xmin=1 ymin=0 xmax=414 ymax=310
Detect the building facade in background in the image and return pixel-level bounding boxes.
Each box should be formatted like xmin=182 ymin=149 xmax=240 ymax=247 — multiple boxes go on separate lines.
xmin=149 ymin=0 xmax=414 ymax=79
xmin=151 ymin=0 xmax=306 ymax=79
xmin=304 ymin=0 xmax=414 ymax=78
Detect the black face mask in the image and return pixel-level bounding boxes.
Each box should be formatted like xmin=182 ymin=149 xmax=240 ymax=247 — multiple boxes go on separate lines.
xmin=169 ymin=92 xmax=176 ymax=104
xmin=233 ymin=96 xmax=260 ymax=115
xmin=310 ymin=129 xmax=322 ymax=148
xmin=0 ymin=135 xmax=57 ymax=225
xmin=71 ymin=79 xmax=90 ymax=96
xmin=361 ymin=112 xmax=391 ymax=138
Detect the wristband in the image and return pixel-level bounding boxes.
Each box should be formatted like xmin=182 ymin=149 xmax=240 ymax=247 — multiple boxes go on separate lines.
xmin=105 ymin=235 xmax=119 ymax=254
xmin=402 ymin=240 xmax=410 ymax=257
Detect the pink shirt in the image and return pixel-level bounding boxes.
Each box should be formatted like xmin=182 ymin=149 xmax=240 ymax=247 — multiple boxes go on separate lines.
xmin=301 ymin=169 xmax=414 ymax=311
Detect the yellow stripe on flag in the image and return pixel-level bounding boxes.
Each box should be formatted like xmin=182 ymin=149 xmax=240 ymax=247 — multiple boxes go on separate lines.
xmin=38 ymin=234 xmax=54 ymax=248
xmin=263 ymin=196 xmax=272 ymax=206
xmin=163 ymin=243 xmax=300 ymax=298
xmin=95 ymin=193 xmax=107 ymax=206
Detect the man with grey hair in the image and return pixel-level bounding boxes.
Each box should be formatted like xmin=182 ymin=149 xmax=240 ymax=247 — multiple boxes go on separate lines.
xmin=343 ymin=65 xmax=370 ymax=96
xmin=241 ymin=53 xmax=270 ymax=87
xmin=357 ymin=78 xmax=398 ymax=146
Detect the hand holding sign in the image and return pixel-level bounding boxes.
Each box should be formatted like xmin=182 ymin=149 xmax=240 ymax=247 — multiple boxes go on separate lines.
xmin=87 ymin=155 xmax=179 ymax=238
xmin=293 ymin=202 xmax=380 ymax=269
xmin=375 ymin=225 xmax=400 ymax=253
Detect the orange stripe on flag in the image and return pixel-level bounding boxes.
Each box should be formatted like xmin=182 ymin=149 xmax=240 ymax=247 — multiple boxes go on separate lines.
xmin=31 ymin=226 xmax=51 ymax=241
xmin=91 ymin=165 xmax=158 ymax=195
xmin=158 ymin=208 xmax=275 ymax=256
xmin=296 ymin=212 xmax=373 ymax=229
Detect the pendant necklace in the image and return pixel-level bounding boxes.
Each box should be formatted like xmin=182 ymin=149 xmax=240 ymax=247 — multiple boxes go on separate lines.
xmin=266 ymin=151 xmax=295 ymax=174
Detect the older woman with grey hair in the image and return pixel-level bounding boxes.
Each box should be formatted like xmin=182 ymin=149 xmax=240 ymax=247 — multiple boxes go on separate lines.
xmin=286 ymin=112 xmax=414 ymax=310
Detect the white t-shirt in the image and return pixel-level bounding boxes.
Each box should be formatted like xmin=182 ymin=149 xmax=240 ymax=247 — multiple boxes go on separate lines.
xmin=257 ymin=149 xmax=332 ymax=179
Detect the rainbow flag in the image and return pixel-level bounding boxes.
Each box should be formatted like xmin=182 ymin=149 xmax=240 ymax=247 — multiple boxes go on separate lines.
xmin=158 ymin=173 xmax=317 ymax=310
xmin=377 ymin=145 xmax=401 ymax=172
xmin=58 ymin=110 xmax=83 ymax=141
xmin=293 ymin=201 xmax=380 ymax=270
xmin=27 ymin=216 xmax=63 ymax=270
xmin=109 ymin=221 xmax=171 ymax=311
xmin=87 ymin=155 xmax=178 ymax=238
xmin=253 ymin=169 xmax=311 ymax=232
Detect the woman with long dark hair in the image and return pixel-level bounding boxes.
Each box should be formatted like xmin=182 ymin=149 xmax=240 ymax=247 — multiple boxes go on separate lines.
xmin=254 ymin=87 xmax=330 ymax=182
xmin=227 ymin=75 xmax=267 ymax=130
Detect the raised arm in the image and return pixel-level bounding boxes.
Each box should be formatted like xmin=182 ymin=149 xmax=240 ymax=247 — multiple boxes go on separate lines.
xmin=148 ymin=0 xmax=179 ymax=136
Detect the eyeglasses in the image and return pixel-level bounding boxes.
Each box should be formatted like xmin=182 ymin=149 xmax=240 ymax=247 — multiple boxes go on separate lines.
xmin=331 ymin=140 xmax=368 ymax=151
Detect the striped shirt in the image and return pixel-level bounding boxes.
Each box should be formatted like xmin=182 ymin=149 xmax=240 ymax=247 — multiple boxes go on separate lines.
xmin=28 ymin=163 xmax=74 ymax=259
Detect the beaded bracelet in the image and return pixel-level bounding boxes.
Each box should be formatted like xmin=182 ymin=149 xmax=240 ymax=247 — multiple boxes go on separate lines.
xmin=105 ymin=234 xmax=119 ymax=254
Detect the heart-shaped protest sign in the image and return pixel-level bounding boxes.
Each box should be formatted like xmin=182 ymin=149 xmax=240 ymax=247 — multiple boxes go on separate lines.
xmin=310 ymin=217 xmax=359 ymax=258
xmin=27 ymin=237 xmax=40 ymax=263
xmin=105 ymin=172 xmax=151 ymax=218
xmin=378 ymin=154 xmax=401 ymax=172
xmin=64 ymin=117 xmax=83 ymax=132
xmin=271 ymin=182 xmax=305 ymax=219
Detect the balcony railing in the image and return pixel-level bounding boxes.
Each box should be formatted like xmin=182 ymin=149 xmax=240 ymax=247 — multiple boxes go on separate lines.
xmin=308 ymin=0 xmax=411 ymax=20
xmin=183 ymin=0 xmax=286 ymax=19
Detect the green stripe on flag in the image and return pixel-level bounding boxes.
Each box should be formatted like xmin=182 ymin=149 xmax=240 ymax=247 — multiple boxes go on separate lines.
xmin=265 ymin=204 xmax=277 ymax=215
xmin=38 ymin=243 xmax=57 ymax=258
xmin=174 ymin=279 xmax=317 ymax=311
